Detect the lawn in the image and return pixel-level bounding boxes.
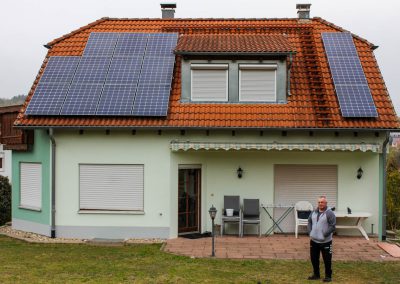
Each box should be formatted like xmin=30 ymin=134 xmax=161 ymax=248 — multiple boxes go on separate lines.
xmin=0 ymin=235 xmax=399 ymax=283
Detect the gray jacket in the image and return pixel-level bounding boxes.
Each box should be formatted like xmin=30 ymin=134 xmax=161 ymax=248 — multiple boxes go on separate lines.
xmin=308 ymin=208 xmax=336 ymax=243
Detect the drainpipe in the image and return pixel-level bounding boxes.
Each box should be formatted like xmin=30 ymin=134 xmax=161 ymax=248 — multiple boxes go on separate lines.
xmin=49 ymin=128 xmax=56 ymax=238
xmin=381 ymin=132 xmax=390 ymax=241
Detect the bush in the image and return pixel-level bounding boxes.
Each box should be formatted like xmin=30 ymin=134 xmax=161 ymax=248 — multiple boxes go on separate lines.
xmin=387 ymin=147 xmax=400 ymax=230
xmin=0 ymin=175 xmax=11 ymax=225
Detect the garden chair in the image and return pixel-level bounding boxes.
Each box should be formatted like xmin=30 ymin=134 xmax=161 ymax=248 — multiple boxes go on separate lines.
xmin=241 ymin=199 xmax=261 ymax=237
xmin=294 ymin=201 xmax=313 ymax=238
xmin=221 ymin=195 xmax=241 ymax=236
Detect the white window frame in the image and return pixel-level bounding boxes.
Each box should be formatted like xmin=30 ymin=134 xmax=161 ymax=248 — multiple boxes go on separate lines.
xmin=190 ymin=64 xmax=229 ymax=102
xmin=79 ymin=164 xmax=144 ymax=213
xmin=239 ymin=64 xmax=277 ymax=102
xmin=19 ymin=162 xmax=42 ymax=211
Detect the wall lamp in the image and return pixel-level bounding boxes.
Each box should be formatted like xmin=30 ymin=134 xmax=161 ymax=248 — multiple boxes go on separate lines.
xmin=357 ymin=167 xmax=363 ymax=179
xmin=237 ymin=167 xmax=243 ymax=178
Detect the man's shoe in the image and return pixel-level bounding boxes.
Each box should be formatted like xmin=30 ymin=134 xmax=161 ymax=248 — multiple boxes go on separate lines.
xmin=307 ymin=275 xmax=320 ymax=280
xmin=323 ymin=277 xmax=332 ymax=282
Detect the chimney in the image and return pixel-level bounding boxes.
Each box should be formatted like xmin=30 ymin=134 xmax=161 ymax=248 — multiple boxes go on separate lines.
xmin=296 ymin=3 xmax=311 ymax=19
xmin=161 ymin=3 xmax=176 ymax=19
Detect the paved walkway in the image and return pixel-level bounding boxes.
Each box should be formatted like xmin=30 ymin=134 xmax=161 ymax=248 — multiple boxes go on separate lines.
xmin=164 ymin=235 xmax=399 ymax=261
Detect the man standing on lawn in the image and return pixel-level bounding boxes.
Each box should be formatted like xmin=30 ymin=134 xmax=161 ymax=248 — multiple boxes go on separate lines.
xmin=307 ymin=196 xmax=336 ymax=282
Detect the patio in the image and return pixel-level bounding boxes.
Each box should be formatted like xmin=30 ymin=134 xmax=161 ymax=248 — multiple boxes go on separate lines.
xmin=164 ymin=235 xmax=400 ymax=261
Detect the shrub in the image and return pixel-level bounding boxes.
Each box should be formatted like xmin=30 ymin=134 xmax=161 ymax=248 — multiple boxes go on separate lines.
xmin=386 ymin=147 xmax=400 ymax=230
xmin=0 ymin=175 xmax=11 ymax=225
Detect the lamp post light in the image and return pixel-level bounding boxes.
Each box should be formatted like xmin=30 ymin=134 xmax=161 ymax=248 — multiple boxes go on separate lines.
xmin=208 ymin=205 xmax=217 ymax=257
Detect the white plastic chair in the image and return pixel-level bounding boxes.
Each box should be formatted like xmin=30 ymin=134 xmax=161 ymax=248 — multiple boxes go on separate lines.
xmin=294 ymin=201 xmax=313 ymax=238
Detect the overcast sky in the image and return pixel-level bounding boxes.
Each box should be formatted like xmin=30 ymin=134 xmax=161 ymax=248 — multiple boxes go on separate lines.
xmin=1 ymin=0 xmax=399 ymax=113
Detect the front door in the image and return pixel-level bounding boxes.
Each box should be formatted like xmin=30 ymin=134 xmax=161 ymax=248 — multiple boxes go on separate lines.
xmin=178 ymin=168 xmax=201 ymax=234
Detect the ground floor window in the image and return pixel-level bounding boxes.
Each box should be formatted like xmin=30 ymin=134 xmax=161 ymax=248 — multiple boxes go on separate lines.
xmin=20 ymin=162 xmax=42 ymax=211
xmin=79 ymin=164 xmax=144 ymax=211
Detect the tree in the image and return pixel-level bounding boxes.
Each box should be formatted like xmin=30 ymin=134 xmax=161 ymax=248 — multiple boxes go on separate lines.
xmin=386 ymin=147 xmax=400 ymax=230
xmin=0 ymin=175 xmax=11 ymax=225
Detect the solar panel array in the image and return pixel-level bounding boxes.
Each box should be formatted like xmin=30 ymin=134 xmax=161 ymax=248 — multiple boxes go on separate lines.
xmin=321 ymin=32 xmax=378 ymax=118
xmin=26 ymin=32 xmax=178 ymax=116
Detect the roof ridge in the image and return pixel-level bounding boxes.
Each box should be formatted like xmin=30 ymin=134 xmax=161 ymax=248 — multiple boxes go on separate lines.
xmin=313 ymin=17 xmax=377 ymax=49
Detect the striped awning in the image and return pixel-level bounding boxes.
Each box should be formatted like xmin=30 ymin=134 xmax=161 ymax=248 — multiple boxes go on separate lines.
xmin=170 ymin=141 xmax=382 ymax=153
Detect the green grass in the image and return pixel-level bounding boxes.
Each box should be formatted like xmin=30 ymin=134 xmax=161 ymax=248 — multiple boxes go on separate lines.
xmin=0 ymin=235 xmax=399 ymax=283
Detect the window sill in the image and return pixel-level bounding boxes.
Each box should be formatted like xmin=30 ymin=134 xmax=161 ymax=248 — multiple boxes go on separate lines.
xmin=78 ymin=210 xmax=145 ymax=215
xmin=19 ymin=205 xmax=42 ymax=212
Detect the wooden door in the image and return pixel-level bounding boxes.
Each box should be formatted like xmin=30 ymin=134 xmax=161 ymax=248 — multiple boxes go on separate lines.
xmin=178 ymin=168 xmax=201 ymax=234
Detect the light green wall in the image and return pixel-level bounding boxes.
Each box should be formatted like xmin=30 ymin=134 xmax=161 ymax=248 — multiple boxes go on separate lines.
xmin=12 ymin=129 xmax=51 ymax=225
xmin=54 ymin=129 xmax=382 ymax=238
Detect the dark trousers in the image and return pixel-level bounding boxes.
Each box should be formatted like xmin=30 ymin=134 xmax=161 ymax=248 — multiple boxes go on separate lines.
xmin=310 ymin=240 xmax=332 ymax=278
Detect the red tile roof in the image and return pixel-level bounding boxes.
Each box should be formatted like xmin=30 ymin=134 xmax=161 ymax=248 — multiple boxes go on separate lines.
xmin=175 ymin=34 xmax=294 ymax=54
xmin=15 ymin=17 xmax=399 ymax=129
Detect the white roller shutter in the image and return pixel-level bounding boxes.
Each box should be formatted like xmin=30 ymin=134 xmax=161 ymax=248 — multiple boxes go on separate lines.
xmin=274 ymin=165 xmax=337 ymax=233
xmin=239 ymin=68 xmax=276 ymax=102
xmin=191 ymin=65 xmax=228 ymax=101
xmin=20 ymin=163 xmax=42 ymax=210
xmin=80 ymin=164 xmax=144 ymax=211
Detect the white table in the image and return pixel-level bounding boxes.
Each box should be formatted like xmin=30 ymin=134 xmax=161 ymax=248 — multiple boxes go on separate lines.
xmin=334 ymin=211 xmax=372 ymax=240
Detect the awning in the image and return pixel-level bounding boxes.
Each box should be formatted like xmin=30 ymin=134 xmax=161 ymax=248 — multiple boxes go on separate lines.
xmin=170 ymin=141 xmax=382 ymax=153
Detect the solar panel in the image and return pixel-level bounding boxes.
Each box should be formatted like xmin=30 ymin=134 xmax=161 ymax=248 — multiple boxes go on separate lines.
xmin=322 ymin=32 xmax=378 ymax=118
xmin=26 ymin=32 xmax=178 ymax=117
xmin=146 ymin=33 xmax=179 ymax=56
xmin=83 ymin=33 xmax=119 ymax=57
xmin=105 ymin=56 xmax=143 ymax=84
xmin=39 ymin=57 xmax=80 ymax=84
xmin=132 ymin=84 xmax=171 ymax=116
xmin=73 ymin=57 xmax=112 ymax=84
xmin=96 ymin=84 xmax=137 ymax=115
xmin=114 ymin=33 xmax=148 ymax=57
xmin=25 ymin=83 xmax=71 ymax=115
xmin=60 ymin=84 xmax=104 ymax=115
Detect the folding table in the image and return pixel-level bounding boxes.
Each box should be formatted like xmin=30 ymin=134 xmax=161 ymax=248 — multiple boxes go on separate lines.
xmin=261 ymin=204 xmax=294 ymax=235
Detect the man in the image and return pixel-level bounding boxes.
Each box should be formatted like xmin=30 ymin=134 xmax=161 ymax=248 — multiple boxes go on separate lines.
xmin=307 ymin=196 xmax=336 ymax=282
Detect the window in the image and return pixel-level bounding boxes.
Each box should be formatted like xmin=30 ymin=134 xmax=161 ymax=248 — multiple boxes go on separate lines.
xmin=239 ymin=64 xmax=277 ymax=102
xmin=20 ymin=163 xmax=42 ymax=211
xmin=79 ymin=164 xmax=144 ymax=211
xmin=0 ymin=153 xmax=4 ymax=171
xmin=191 ymin=64 xmax=228 ymax=101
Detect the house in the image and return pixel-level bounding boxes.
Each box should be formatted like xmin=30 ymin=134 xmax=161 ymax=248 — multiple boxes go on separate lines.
xmin=11 ymin=4 xmax=398 ymax=240
xmin=0 ymin=104 xmax=26 ymax=181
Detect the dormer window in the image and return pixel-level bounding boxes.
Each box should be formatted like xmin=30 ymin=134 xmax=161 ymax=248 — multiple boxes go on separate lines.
xmin=175 ymin=34 xmax=294 ymax=104
xmin=191 ymin=64 xmax=228 ymax=102
xmin=239 ymin=64 xmax=277 ymax=102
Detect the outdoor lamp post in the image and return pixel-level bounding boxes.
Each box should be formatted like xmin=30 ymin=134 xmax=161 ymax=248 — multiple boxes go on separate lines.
xmin=208 ymin=205 xmax=217 ymax=257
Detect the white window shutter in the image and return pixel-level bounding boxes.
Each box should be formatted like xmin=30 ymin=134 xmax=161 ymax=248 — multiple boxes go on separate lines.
xmin=80 ymin=164 xmax=144 ymax=211
xmin=274 ymin=165 xmax=338 ymax=233
xmin=20 ymin=163 xmax=42 ymax=210
xmin=191 ymin=69 xmax=228 ymax=101
xmin=240 ymin=69 xmax=276 ymax=101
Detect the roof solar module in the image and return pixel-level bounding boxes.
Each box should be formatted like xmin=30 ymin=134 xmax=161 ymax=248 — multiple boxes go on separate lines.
xmin=82 ymin=33 xmax=119 ymax=57
xmin=60 ymin=84 xmax=104 ymax=115
xmin=96 ymin=84 xmax=137 ymax=115
xmin=132 ymin=84 xmax=171 ymax=116
xmin=25 ymin=83 xmax=71 ymax=115
xmin=73 ymin=57 xmax=112 ymax=84
xmin=114 ymin=33 xmax=148 ymax=57
xmin=105 ymin=56 xmax=143 ymax=85
xmin=146 ymin=33 xmax=179 ymax=56
xmin=322 ymin=32 xmax=378 ymax=118
xmin=138 ymin=56 xmax=175 ymax=84
xmin=39 ymin=56 xmax=81 ymax=84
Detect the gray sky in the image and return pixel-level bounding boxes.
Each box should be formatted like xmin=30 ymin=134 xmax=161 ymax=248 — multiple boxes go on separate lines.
xmin=1 ymin=0 xmax=399 ymax=113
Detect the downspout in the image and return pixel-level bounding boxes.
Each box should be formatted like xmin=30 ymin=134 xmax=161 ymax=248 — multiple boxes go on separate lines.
xmin=381 ymin=132 xmax=390 ymax=241
xmin=49 ymin=128 xmax=56 ymax=238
